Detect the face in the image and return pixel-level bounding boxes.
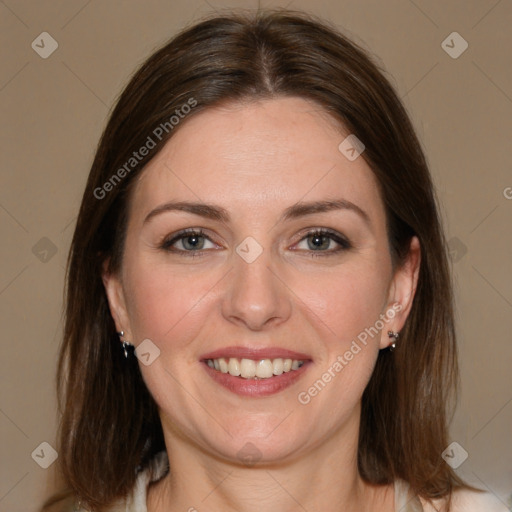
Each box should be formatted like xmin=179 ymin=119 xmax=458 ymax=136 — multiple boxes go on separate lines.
xmin=103 ymin=97 xmax=420 ymax=465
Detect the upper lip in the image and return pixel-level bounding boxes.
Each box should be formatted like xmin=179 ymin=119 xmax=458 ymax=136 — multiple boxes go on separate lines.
xmin=200 ymin=346 xmax=312 ymax=361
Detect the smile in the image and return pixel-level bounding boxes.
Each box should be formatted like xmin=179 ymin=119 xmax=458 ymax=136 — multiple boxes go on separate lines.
xmin=200 ymin=347 xmax=313 ymax=397
xmin=205 ymin=357 xmax=305 ymax=379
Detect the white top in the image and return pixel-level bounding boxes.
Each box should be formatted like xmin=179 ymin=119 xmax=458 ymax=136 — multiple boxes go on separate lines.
xmin=68 ymin=451 xmax=508 ymax=512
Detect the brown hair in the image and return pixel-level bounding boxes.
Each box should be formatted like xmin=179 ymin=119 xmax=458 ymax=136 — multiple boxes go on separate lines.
xmin=44 ymin=8 xmax=479 ymax=511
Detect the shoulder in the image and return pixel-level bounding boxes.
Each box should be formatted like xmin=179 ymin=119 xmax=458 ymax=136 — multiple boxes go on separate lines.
xmin=449 ymin=487 xmax=509 ymax=512
xmin=40 ymin=492 xmax=78 ymax=512
xmin=40 ymin=452 xmax=169 ymax=512
xmin=421 ymin=488 xmax=510 ymax=512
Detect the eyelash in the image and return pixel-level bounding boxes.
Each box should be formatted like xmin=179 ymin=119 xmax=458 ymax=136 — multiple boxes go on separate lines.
xmin=159 ymin=228 xmax=351 ymax=258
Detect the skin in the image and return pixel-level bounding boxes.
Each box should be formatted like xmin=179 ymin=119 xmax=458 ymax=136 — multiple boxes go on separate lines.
xmin=103 ymin=96 xmax=421 ymax=512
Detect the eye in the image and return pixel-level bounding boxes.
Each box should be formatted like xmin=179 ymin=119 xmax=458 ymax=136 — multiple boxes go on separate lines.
xmin=160 ymin=229 xmax=218 ymax=256
xmin=159 ymin=227 xmax=350 ymax=258
xmin=293 ymin=228 xmax=351 ymax=257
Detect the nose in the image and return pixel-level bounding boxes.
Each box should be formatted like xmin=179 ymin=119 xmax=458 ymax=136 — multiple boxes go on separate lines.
xmin=221 ymin=246 xmax=292 ymax=331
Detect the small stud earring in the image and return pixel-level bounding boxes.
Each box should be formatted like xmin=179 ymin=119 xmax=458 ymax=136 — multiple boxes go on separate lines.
xmin=388 ymin=331 xmax=399 ymax=351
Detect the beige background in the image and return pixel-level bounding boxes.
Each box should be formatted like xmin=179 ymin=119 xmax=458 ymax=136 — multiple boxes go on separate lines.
xmin=1 ymin=0 xmax=511 ymax=511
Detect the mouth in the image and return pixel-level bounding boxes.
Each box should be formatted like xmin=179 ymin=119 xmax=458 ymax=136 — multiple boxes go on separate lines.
xmin=204 ymin=356 xmax=306 ymax=379
xmin=200 ymin=347 xmax=313 ymax=397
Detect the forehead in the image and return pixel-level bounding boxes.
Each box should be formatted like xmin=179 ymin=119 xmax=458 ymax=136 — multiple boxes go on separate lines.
xmin=130 ymin=97 xmax=385 ymax=226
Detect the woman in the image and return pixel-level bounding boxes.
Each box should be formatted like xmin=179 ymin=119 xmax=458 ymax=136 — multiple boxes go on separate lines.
xmin=42 ymin=9 xmax=507 ymax=512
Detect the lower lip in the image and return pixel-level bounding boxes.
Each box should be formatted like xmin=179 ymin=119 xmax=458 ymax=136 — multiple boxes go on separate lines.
xmin=202 ymin=361 xmax=312 ymax=397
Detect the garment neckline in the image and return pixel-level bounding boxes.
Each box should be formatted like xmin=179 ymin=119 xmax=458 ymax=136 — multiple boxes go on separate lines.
xmin=394 ymin=478 xmax=425 ymax=511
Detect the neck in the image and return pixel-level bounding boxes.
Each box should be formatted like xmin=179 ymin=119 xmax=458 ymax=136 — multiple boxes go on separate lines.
xmin=147 ymin=410 xmax=394 ymax=512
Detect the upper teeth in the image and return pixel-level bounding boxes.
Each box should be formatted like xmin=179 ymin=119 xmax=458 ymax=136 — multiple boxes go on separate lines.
xmin=206 ymin=357 xmax=304 ymax=379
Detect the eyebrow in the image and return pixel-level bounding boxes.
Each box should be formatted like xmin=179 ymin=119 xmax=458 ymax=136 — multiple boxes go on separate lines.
xmin=143 ymin=199 xmax=371 ymax=227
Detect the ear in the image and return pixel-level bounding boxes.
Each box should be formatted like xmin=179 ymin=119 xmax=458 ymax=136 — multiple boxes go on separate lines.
xmin=102 ymin=259 xmax=132 ymax=340
xmin=379 ymin=236 xmax=421 ymax=349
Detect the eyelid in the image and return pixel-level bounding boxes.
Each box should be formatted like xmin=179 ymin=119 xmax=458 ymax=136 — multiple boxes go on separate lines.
xmin=293 ymin=226 xmax=350 ymax=244
xmin=159 ymin=228 xmax=220 ymax=253
xmin=291 ymin=227 xmax=351 ymax=254
xmin=159 ymin=226 xmax=351 ymax=256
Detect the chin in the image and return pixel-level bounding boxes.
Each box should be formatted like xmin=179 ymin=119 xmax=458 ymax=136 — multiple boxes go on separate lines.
xmin=200 ymin=421 xmax=309 ymax=466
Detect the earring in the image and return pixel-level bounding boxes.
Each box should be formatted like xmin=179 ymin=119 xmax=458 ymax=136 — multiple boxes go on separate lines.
xmin=388 ymin=331 xmax=399 ymax=351
xmin=117 ymin=331 xmax=133 ymax=359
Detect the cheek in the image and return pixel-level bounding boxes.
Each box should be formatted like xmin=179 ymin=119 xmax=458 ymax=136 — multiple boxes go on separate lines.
xmin=290 ymin=263 xmax=389 ymax=413
xmin=122 ymin=254 xmax=218 ymax=349
xmin=298 ymin=264 xmax=389 ymax=346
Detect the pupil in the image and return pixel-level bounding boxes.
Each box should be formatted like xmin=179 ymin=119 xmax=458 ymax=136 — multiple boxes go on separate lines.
xmin=309 ymin=234 xmax=328 ymax=250
xmin=184 ymin=235 xmax=203 ymax=250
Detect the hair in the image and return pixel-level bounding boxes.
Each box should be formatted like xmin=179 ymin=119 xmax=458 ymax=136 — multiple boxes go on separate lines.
xmin=43 ymin=8 xmax=480 ymax=512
